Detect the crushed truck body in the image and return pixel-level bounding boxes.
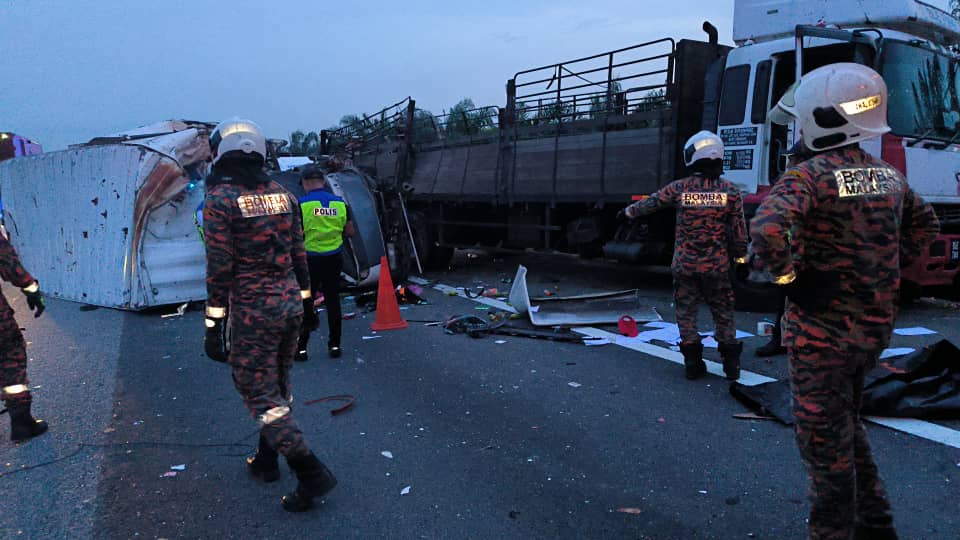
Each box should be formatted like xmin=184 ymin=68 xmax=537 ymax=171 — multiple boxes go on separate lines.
xmin=0 ymin=120 xmax=213 ymax=309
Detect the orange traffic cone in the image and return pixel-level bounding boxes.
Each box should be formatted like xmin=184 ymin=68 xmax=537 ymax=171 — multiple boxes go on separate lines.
xmin=370 ymin=256 xmax=409 ymax=331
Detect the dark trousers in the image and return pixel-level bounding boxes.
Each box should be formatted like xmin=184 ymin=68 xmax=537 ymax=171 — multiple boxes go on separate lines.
xmin=0 ymin=301 xmax=31 ymax=409
xmin=300 ymin=253 xmax=343 ymax=350
xmin=790 ymin=344 xmax=894 ymax=539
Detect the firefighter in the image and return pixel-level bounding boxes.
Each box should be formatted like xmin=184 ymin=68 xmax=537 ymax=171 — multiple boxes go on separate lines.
xmin=1 ymin=234 xmax=48 ymax=442
xmin=750 ymin=63 xmax=939 ymax=540
xmin=203 ymin=118 xmax=335 ymax=512
xmin=754 ymin=141 xmax=811 ymax=358
xmin=623 ymin=130 xmax=749 ymax=380
xmin=296 ymin=163 xmax=354 ymax=360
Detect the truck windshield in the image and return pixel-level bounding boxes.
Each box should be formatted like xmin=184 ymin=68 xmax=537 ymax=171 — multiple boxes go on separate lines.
xmin=881 ymin=41 xmax=960 ymax=142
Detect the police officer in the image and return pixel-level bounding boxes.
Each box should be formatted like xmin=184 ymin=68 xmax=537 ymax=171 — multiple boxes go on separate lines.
xmin=751 ymin=64 xmax=939 ymax=540
xmin=1 ymin=233 xmax=47 ymax=441
xmin=624 ymin=130 xmax=749 ymax=380
xmin=203 ymin=118 xmax=335 ymax=512
xmin=297 ymin=163 xmax=354 ymax=360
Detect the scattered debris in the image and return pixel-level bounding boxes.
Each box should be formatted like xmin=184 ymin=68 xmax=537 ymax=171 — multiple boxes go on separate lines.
xmin=894 ymin=327 xmax=938 ymax=336
xmin=657 ymin=417 xmax=666 ymax=423
xmin=362 ymin=335 xmax=383 ymax=340
xmin=880 ymin=348 xmax=915 ymax=359
xmin=616 ymin=508 xmax=642 ymax=514
xmin=381 ymin=451 xmax=394 ymax=459
xmin=170 ymin=464 xmax=186 ymax=471
xmin=508 ymin=510 xmax=520 ymax=519
xmin=568 ymin=382 xmax=582 ymax=388
xmin=733 ymin=412 xmax=777 ymax=421
xmin=304 ymin=394 xmax=356 ymax=415
xmin=160 ymin=303 xmax=189 ymax=319
xmin=698 ymin=490 xmax=708 ymax=495
xmin=494 ymin=340 xmax=507 ymax=344
xmin=400 ymin=486 xmax=411 ymax=496
xmin=343 ymin=312 xmax=357 ymax=320
xmin=161 ymin=471 xmax=177 ymax=478
xmin=618 ymin=315 xmax=639 ymax=337
xmin=509 ymin=265 xmax=661 ymax=326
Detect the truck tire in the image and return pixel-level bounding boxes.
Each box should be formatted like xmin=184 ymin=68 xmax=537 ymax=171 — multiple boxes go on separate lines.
xmin=426 ymin=246 xmax=455 ymax=270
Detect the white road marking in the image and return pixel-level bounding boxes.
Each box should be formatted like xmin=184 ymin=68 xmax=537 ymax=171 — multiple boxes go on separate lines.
xmin=424 ymin=279 xmax=960 ymax=450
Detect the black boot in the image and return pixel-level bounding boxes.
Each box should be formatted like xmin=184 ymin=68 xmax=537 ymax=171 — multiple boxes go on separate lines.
xmin=679 ymin=342 xmax=706 ymax=380
xmin=755 ymin=329 xmax=786 ymax=357
xmin=296 ymin=349 xmax=309 ymax=362
xmin=246 ymin=435 xmax=280 ymax=483
xmin=9 ymin=404 xmax=48 ymax=442
xmin=718 ymin=341 xmax=743 ymax=381
xmin=328 ymin=345 xmax=342 ymax=359
xmin=281 ymin=452 xmax=338 ymax=512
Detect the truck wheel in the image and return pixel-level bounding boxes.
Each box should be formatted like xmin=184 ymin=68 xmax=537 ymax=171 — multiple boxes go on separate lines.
xmin=426 ymin=246 xmax=455 ymax=270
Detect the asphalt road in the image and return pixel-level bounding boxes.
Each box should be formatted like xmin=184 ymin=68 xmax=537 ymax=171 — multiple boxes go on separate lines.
xmin=2 ymin=251 xmax=959 ymax=539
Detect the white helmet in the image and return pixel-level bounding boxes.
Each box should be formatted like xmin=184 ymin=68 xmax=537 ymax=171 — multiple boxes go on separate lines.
xmin=683 ymin=130 xmax=724 ymax=166
xmin=209 ymin=117 xmax=267 ymax=165
xmin=769 ymin=63 xmax=890 ymax=152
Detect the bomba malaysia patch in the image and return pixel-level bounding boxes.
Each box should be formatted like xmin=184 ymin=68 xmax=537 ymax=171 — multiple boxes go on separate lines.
xmin=681 ymin=192 xmax=728 ymax=207
xmin=237 ymin=193 xmax=292 ymax=218
xmin=834 ymin=168 xmax=901 ymax=198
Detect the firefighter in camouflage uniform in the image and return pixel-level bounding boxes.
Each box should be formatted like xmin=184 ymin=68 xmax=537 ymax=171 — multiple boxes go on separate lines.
xmin=750 ymin=64 xmax=939 ymax=540
xmin=624 ymin=130 xmax=749 ymax=380
xmin=203 ymin=118 xmax=335 ymax=512
xmin=0 ymin=234 xmax=48 ymax=442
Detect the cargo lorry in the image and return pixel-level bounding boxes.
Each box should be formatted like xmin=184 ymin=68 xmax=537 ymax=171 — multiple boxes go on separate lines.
xmin=322 ymin=0 xmax=960 ymax=298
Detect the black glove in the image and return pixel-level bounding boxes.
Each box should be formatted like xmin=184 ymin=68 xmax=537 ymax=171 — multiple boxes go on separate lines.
xmin=303 ymin=297 xmax=320 ymax=332
xmin=22 ymin=283 xmax=45 ymax=318
xmin=781 ymin=269 xmax=841 ymax=312
xmin=204 ymin=317 xmax=228 ymax=363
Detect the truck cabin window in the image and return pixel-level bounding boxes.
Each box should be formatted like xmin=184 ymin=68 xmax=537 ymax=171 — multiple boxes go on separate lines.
xmin=881 ymin=41 xmax=960 ymax=143
xmin=719 ymin=65 xmax=751 ymax=126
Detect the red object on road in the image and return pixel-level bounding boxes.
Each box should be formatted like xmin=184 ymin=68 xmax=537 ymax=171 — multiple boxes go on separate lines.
xmin=618 ymin=315 xmax=639 ymax=337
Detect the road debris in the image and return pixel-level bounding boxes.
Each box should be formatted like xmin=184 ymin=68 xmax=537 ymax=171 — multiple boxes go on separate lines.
xmin=616 ymin=508 xmax=642 ymax=515
xmin=894 ymin=327 xmax=938 ymax=336
xmin=568 ymin=382 xmax=582 ymax=388
xmin=170 ymin=464 xmax=186 ymax=471
xmin=381 ymin=451 xmax=394 ymax=459
xmin=400 ymin=486 xmax=411 ymax=495
xmin=161 ymin=471 xmax=177 ymax=478
xmin=160 ymin=303 xmax=189 ymax=319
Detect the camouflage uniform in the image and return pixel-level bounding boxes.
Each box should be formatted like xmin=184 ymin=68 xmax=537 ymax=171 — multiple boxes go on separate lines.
xmin=0 ymin=235 xmax=35 ymax=409
xmin=750 ymin=146 xmax=939 ymax=539
xmin=204 ymin=177 xmax=313 ymax=458
xmin=629 ymin=174 xmax=749 ymax=344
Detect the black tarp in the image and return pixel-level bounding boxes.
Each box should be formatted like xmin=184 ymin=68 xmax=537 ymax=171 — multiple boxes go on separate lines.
xmin=730 ymin=340 xmax=960 ymax=425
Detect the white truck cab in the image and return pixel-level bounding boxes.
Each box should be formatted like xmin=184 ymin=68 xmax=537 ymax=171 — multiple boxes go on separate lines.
xmin=718 ymin=0 xmax=960 ymax=289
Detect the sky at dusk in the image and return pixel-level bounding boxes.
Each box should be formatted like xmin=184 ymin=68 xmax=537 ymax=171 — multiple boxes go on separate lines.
xmin=2 ymin=0 xmax=953 ymax=150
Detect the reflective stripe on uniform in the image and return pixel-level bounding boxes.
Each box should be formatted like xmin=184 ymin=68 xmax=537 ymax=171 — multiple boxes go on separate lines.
xmin=22 ymin=282 xmax=39 ymax=293
xmin=300 ymin=290 xmax=311 ymax=299
xmin=259 ymin=406 xmax=291 ymax=425
xmin=2 ymin=384 xmax=29 ymax=396
xmin=774 ymin=271 xmax=797 ymax=285
xmin=206 ymin=306 xmax=226 ymax=319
